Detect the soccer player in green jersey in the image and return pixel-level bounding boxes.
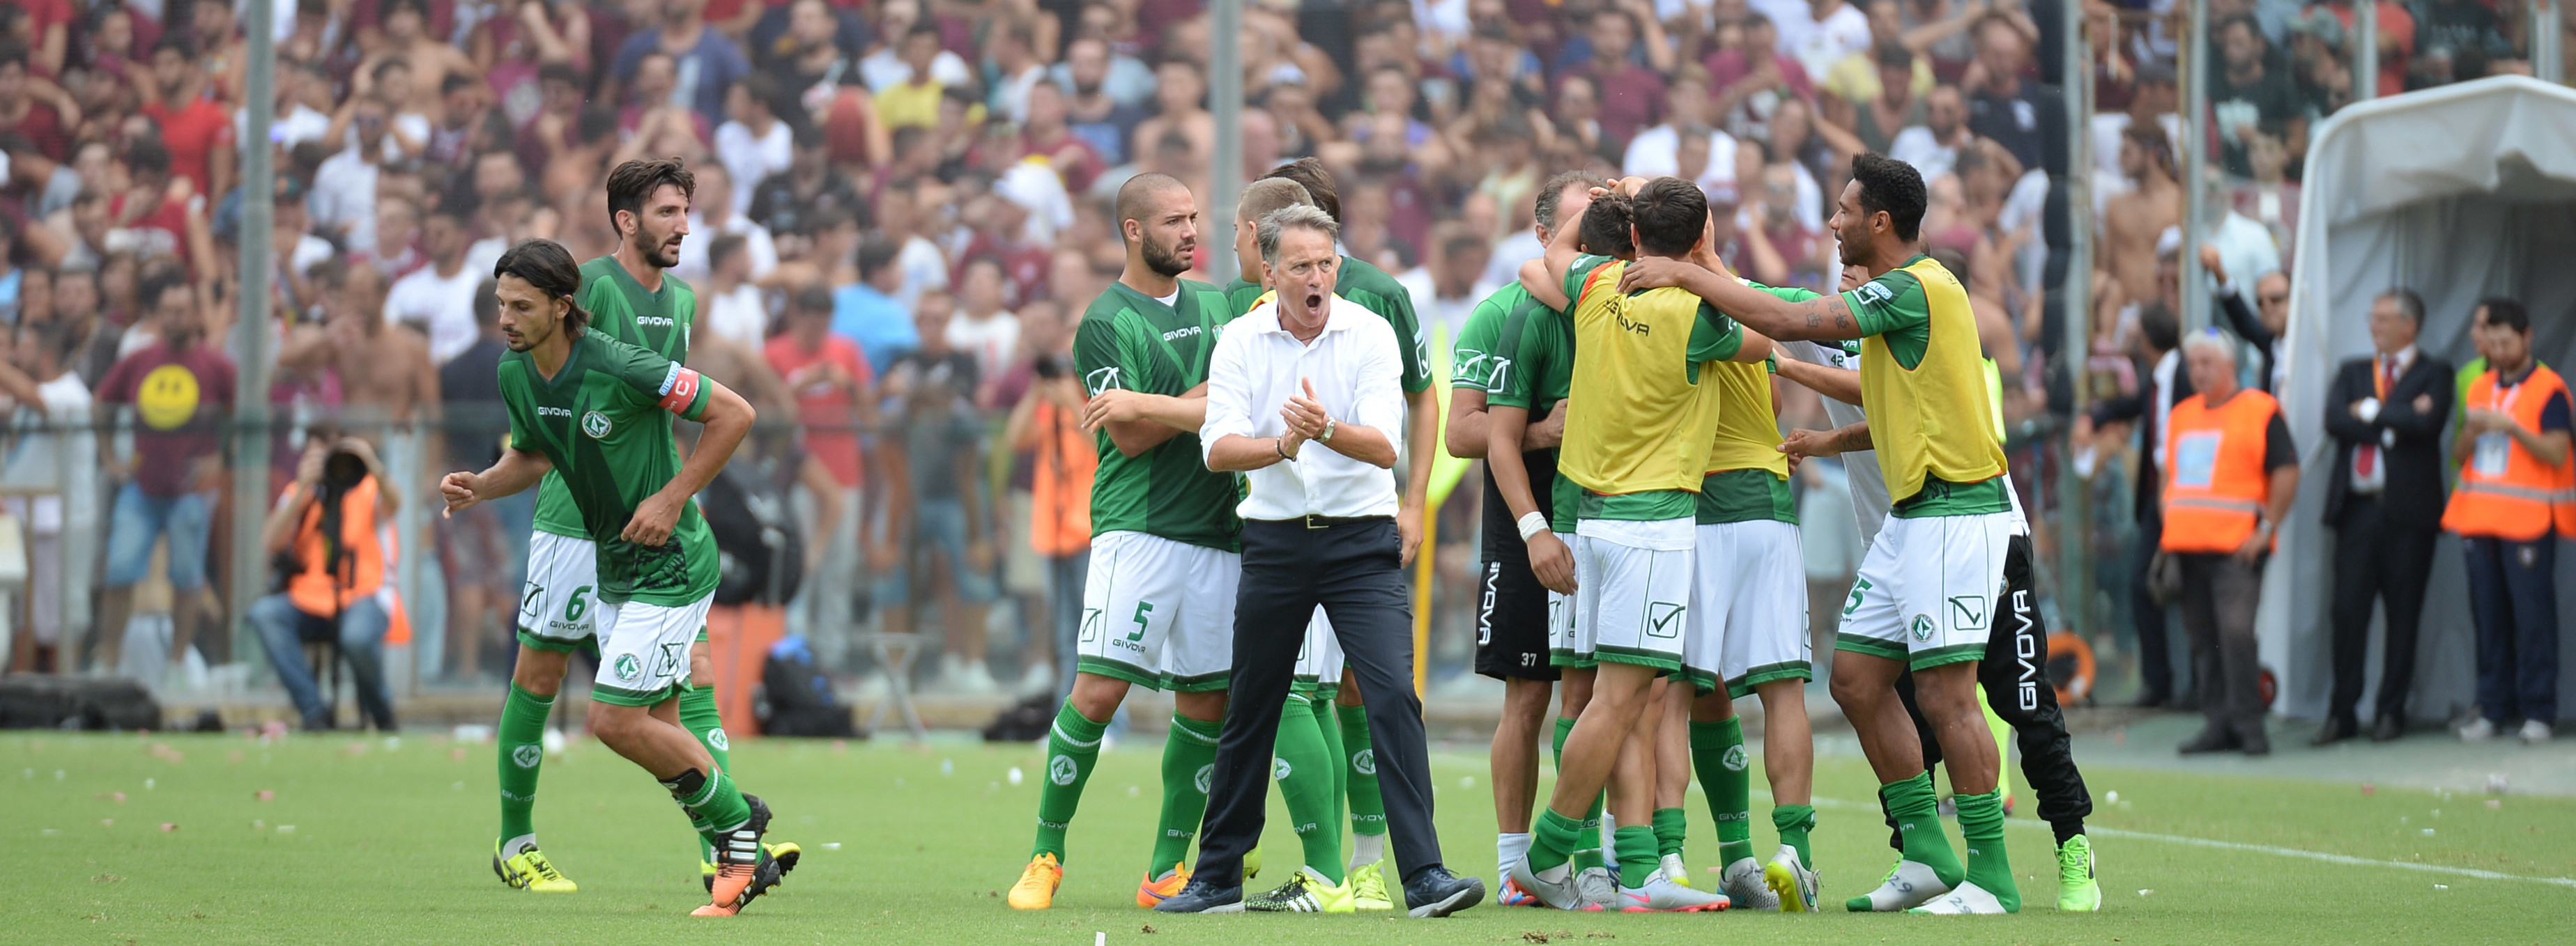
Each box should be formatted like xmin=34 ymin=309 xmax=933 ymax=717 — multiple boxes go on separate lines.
xmin=486 ymin=159 xmax=792 ymax=899
xmin=1008 ymin=173 xmax=1243 ymax=910
xmin=442 ymin=239 xmax=777 ymax=917
xmin=1448 ymin=171 xmax=1604 ymax=906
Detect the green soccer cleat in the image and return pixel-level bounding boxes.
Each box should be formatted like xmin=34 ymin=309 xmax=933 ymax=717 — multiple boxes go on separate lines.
xmin=2056 ymin=835 xmax=2101 ymax=912
xmin=1347 ymin=861 xmax=1393 ymax=910
xmin=494 ymin=842 xmax=578 ymax=893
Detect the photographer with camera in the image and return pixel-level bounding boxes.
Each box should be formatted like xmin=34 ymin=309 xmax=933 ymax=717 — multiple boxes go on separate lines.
xmin=250 ymin=433 xmax=400 ymax=731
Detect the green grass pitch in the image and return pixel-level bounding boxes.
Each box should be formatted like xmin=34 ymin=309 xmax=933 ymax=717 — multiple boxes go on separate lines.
xmin=13 ymin=730 xmax=2575 ymax=945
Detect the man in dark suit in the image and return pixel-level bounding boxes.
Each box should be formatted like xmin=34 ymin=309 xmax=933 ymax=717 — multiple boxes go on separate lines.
xmin=2317 ymin=288 xmax=2454 ymax=744
xmin=2088 ymin=302 xmax=2188 ymax=707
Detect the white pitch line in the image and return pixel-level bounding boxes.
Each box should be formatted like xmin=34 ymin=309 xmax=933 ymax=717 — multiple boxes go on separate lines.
xmin=1784 ymin=792 xmax=2576 ymax=890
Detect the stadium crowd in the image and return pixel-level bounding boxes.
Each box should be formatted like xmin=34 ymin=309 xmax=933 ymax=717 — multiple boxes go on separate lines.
xmin=0 ymin=0 xmax=2559 ymax=711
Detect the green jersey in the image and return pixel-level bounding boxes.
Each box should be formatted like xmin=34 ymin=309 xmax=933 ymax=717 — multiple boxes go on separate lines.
xmin=1075 ymin=279 xmax=1241 ymax=552
xmin=500 ymin=332 xmax=718 ymax=607
xmin=532 ymin=258 xmax=696 ymax=538
xmin=1223 ymin=254 xmax=1430 ymax=392
xmin=1471 ymin=282 xmax=1582 ymax=533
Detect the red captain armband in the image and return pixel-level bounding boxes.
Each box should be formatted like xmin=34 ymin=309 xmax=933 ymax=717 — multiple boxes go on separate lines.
xmin=657 ymin=365 xmax=703 ymax=414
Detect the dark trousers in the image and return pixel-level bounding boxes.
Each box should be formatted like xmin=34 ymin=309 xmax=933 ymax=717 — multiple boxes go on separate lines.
xmin=2327 ymin=499 xmax=2439 ymax=724
xmin=2128 ymin=511 xmax=2177 ymax=701
xmin=2463 ymin=536 xmax=2560 ymax=724
xmin=2178 ymin=553 xmax=2266 ymax=739
xmin=1195 ymin=518 xmax=1443 ymax=886
xmin=1890 ymin=535 xmax=2093 ymax=848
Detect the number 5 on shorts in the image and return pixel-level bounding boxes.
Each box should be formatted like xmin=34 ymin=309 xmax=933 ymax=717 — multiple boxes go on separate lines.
xmin=1843 ymin=578 xmax=1873 ymax=617
xmin=1127 ymin=600 xmax=1155 ymax=642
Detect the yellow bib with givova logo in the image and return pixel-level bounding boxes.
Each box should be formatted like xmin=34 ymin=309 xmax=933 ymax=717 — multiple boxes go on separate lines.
xmin=1855 ymin=256 xmax=2007 ymax=504
xmin=1561 ymin=259 xmax=1725 ymax=496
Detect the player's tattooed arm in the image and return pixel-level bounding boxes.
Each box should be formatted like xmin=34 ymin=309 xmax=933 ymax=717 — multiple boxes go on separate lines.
xmin=1620 ymin=256 xmax=1865 ymax=341
xmin=1775 ymin=354 xmax=1863 ymax=405
xmin=1779 ymin=421 xmax=1873 ymax=461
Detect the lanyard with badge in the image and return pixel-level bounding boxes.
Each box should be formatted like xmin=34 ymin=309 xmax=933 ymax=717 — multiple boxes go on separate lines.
xmin=2474 ymin=380 xmax=2521 ymax=477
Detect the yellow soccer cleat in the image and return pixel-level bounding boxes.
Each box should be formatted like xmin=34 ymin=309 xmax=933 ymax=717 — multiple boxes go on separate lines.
xmin=493 ymin=841 xmax=579 ymax=893
xmin=1011 ymin=853 xmax=1065 ymax=910
xmin=1347 ymin=861 xmax=1393 ymax=910
xmin=1244 ymin=844 xmax=1263 ymax=880
xmin=1137 ymin=862 xmax=1192 ymax=908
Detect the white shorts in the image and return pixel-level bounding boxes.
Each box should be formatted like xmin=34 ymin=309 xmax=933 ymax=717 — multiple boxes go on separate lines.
xmin=1296 ymin=607 xmax=1345 ymax=690
xmin=518 ymin=531 xmax=599 ymax=650
xmin=1546 ymin=534 xmax=1591 ymax=669
xmin=1688 ymin=520 xmax=1813 ymax=697
xmin=1077 ymin=531 xmax=1240 ymax=692
xmin=1836 ymin=511 xmax=2019 ymax=671
xmin=590 ymin=594 xmax=714 ymax=706
xmin=1572 ymin=518 xmax=1695 ymax=672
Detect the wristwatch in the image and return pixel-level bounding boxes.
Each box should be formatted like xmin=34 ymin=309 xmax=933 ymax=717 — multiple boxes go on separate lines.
xmin=1320 ymin=418 xmax=1337 ymax=443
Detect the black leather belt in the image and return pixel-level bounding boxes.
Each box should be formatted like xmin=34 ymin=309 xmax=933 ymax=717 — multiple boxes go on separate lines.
xmin=1252 ymin=514 xmax=1395 ymax=530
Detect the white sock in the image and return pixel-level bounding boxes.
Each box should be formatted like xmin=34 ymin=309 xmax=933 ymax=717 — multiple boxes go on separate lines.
xmin=1597 ymin=813 xmax=1618 ymax=856
xmin=1497 ymin=832 xmax=1532 ymax=880
xmin=1349 ymin=832 xmax=1386 ymax=869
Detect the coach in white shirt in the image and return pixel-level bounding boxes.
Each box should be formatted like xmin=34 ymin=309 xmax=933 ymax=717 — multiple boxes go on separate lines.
xmin=1163 ymin=205 xmax=1483 ymax=916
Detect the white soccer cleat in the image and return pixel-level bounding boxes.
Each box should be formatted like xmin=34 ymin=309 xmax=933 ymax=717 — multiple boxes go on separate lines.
xmin=1573 ymin=866 xmax=1619 ymax=910
xmin=1721 ymin=856 xmax=1779 ymax=911
xmin=1765 ymin=845 xmax=1820 ymax=913
xmin=1659 ymin=853 xmax=1693 ymax=889
xmin=1848 ymin=860 xmax=1952 ymax=912
xmin=1508 ymin=856 xmax=1593 ymax=911
xmin=1616 ymin=869 xmax=1731 ymax=912
xmin=1908 ymin=881 xmax=2011 ymax=915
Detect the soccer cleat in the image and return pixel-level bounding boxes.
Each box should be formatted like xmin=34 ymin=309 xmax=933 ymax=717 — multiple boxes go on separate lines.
xmin=1908 ymin=881 xmax=2013 ymax=914
xmin=700 ymin=860 xmax=718 ymax=892
xmin=1659 ymin=853 xmax=1693 ymax=888
xmin=1009 ymin=853 xmax=1064 ymax=910
xmin=1721 ymin=857 xmax=1779 ymax=911
xmin=1245 ymin=867 xmax=1355 ymax=913
xmin=1497 ymin=877 xmax=1543 ymax=906
xmin=1137 ymin=862 xmax=1191 ymax=908
xmin=2056 ymin=835 xmax=2101 ymax=913
xmin=1244 ymin=844 xmax=1263 ymax=881
xmin=739 ymin=842 xmax=801 ymax=908
xmin=1507 ymin=856 xmax=1589 ymax=911
xmin=1347 ymin=861 xmax=1393 ymax=910
xmin=1844 ymin=859 xmax=1952 ymax=912
xmin=1616 ymin=869 xmax=1731 ymax=913
xmin=692 ymin=794 xmax=775 ymax=916
xmin=1572 ymin=866 xmax=1619 ymax=910
xmin=1763 ymin=846 xmax=1818 ymax=913
xmin=493 ymin=841 xmax=578 ymax=892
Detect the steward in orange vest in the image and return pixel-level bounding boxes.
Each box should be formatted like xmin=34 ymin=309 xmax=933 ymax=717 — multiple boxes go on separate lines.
xmin=2441 ymin=302 xmax=2570 ymax=740
xmin=2161 ymin=332 xmax=2299 ymax=757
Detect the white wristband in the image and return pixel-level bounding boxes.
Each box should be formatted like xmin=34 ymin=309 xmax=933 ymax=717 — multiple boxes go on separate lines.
xmin=1516 ymin=511 xmax=1549 ymax=542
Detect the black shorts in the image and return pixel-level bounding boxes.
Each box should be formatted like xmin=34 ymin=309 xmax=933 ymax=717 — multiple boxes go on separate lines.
xmin=1475 ymin=451 xmax=1560 ymax=681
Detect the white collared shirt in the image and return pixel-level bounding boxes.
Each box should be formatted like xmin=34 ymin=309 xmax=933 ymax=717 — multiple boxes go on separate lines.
xmin=1202 ymin=293 xmax=1406 ymax=520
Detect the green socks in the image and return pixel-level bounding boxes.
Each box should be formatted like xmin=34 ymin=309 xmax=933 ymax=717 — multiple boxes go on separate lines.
xmin=660 ymin=765 xmax=751 ymax=836
xmin=1033 ymin=701 xmax=1107 ymax=861
xmin=1314 ymin=689 xmax=1347 ymax=832
xmin=1274 ymin=694 xmax=1347 ymax=884
xmin=1956 ymin=788 xmax=2019 ymax=910
xmin=1339 ymin=704 xmax=1387 ymax=842
xmin=1689 ymin=718 xmax=1753 ymax=866
xmin=1650 ymin=807 xmax=1686 ymax=858
xmin=496 ymin=684 xmax=551 ymax=853
xmin=678 ymin=685 xmax=730 ymax=862
xmin=1551 ymin=715 xmax=1609 ymax=873
xmin=1149 ymin=713 xmax=1221 ymax=876
xmin=1885 ymin=773 xmax=1965 ymax=887
xmin=1613 ymin=824 xmax=1659 ymax=888
xmin=1528 ymin=807 xmax=1586 ymax=873
xmin=1772 ymin=804 xmax=1816 ymax=868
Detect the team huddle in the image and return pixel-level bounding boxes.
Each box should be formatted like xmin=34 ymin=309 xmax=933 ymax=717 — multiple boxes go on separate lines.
xmin=446 ymin=150 xmax=2099 ymax=919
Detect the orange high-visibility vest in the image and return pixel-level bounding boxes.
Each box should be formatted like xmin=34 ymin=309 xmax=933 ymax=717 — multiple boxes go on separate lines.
xmin=287 ymin=478 xmax=385 ymax=614
xmin=2161 ymin=388 xmax=2281 ymax=554
xmin=1028 ymin=399 xmax=1096 ymax=557
xmin=2441 ymin=364 xmax=2576 ymax=541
